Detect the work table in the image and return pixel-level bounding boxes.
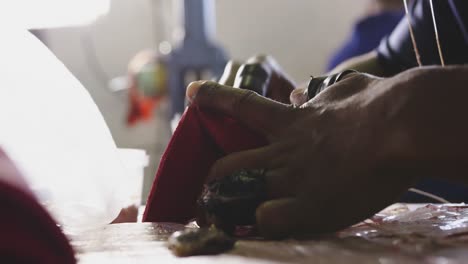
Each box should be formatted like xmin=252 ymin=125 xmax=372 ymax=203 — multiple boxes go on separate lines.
xmin=71 ymin=204 xmax=468 ymax=263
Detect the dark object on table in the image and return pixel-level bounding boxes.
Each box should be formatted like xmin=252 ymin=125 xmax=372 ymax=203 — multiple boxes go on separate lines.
xmin=196 ymin=169 xmax=267 ymax=234
xmin=167 ymin=227 xmax=235 ymax=257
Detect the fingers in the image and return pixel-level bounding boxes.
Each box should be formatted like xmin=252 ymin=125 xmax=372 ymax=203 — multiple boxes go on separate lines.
xmin=208 ymin=152 xmax=297 ymax=199
xmin=187 ymin=81 xmax=290 ymax=136
xmin=264 ymin=168 xmax=297 ymax=199
xmin=266 ymin=72 xmax=296 ymax=104
xmin=256 ymin=198 xmax=304 ymax=239
xmin=207 ymin=144 xmax=282 ymax=182
xmin=290 ymin=87 xmax=309 ymax=106
xmin=218 ymin=61 xmax=241 ymax=86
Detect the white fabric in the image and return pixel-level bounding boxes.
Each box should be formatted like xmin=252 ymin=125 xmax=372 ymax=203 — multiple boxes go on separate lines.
xmin=0 ymin=27 xmax=126 ymax=229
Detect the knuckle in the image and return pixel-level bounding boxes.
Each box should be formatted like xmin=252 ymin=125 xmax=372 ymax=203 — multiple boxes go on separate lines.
xmin=277 ymin=104 xmax=305 ymax=125
xmin=233 ymin=89 xmax=257 ymax=113
xmin=199 ymin=81 xmax=221 ymax=97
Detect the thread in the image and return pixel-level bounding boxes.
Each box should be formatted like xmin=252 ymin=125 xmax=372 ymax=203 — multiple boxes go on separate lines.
xmin=408 ymin=188 xmax=450 ymax=203
xmin=429 ymin=0 xmax=446 ymax=66
xmin=403 ymin=0 xmax=423 ymax=67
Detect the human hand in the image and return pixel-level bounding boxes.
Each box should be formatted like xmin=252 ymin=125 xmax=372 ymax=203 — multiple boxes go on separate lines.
xmin=187 ymin=72 xmax=417 ymax=238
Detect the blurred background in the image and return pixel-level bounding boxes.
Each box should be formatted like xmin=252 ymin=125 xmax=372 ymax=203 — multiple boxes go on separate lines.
xmin=17 ymin=0 xmax=367 ymax=201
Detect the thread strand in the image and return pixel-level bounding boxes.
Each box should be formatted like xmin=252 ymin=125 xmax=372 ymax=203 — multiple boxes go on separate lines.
xmin=403 ymin=0 xmax=423 ymax=67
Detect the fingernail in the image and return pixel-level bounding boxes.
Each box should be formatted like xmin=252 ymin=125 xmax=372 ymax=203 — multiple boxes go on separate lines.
xmin=186 ymin=81 xmax=205 ymax=103
xmin=290 ymin=88 xmax=308 ymax=106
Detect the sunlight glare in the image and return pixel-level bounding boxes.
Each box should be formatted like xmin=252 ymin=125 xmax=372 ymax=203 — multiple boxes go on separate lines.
xmin=1 ymin=0 xmax=110 ymax=29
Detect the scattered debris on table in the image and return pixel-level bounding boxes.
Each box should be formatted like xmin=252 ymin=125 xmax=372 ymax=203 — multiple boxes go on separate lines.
xmin=167 ymin=226 xmax=235 ymax=257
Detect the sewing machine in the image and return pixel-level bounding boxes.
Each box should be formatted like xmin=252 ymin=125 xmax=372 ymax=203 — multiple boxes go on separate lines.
xmin=166 ymin=0 xmax=227 ymax=117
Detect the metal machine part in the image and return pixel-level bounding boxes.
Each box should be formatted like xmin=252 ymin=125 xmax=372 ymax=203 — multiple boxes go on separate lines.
xmin=307 ymin=69 xmax=357 ymax=100
xmin=167 ymin=0 xmax=228 ymax=117
xmin=218 ymin=61 xmax=241 ymax=86
xmin=233 ymin=55 xmax=295 ymax=104
xmin=234 ymin=62 xmax=271 ymax=96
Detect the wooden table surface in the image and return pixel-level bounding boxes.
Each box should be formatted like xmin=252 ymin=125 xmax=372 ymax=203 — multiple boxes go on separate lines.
xmin=70 ymin=205 xmax=468 ymax=264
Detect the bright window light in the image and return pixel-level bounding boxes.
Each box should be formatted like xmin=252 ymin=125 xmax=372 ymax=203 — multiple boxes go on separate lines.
xmin=1 ymin=0 xmax=110 ymax=29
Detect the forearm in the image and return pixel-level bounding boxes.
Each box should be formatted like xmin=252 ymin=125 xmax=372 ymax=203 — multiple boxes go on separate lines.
xmin=382 ymin=66 xmax=468 ymax=184
xmin=329 ymin=51 xmax=390 ymax=77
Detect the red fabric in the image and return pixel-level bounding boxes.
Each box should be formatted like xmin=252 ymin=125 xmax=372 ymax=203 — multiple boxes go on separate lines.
xmin=0 ymin=149 xmax=76 ymax=264
xmin=143 ymin=106 xmax=267 ymax=223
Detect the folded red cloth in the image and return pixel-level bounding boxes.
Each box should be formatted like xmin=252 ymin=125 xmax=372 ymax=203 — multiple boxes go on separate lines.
xmin=0 ymin=149 xmax=75 ymax=264
xmin=143 ymin=106 xmax=267 ymax=223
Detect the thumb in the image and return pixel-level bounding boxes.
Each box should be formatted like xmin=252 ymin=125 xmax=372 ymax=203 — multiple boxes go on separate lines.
xmin=187 ymin=81 xmax=290 ymax=136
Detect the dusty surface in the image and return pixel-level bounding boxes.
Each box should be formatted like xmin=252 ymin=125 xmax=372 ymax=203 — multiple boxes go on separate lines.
xmin=71 ymin=204 xmax=468 ymax=264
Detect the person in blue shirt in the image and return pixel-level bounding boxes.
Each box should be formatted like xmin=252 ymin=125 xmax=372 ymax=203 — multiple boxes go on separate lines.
xmin=187 ymin=0 xmax=468 ymax=238
xmin=327 ymin=0 xmax=404 ymax=71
